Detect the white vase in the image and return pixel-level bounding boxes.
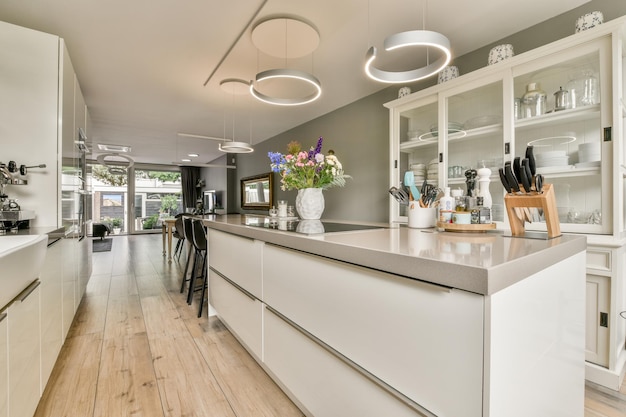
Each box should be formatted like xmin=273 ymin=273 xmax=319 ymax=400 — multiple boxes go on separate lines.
xmin=295 ymin=188 xmax=325 ymax=220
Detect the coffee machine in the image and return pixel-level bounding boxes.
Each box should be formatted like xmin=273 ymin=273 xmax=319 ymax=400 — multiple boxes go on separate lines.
xmin=0 ymin=161 xmax=44 ymax=231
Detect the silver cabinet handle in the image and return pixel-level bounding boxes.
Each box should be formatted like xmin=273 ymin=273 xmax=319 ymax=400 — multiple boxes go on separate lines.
xmin=209 ymin=267 xmax=257 ymax=301
xmin=19 ymin=280 xmax=41 ymax=302
xmin=266 ymin=305 xmax=438 ymax=417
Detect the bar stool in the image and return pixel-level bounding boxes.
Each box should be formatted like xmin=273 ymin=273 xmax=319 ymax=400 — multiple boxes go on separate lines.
xmin=179 ymin=217 xmax=195 ymax=294
xmin=187 ymin=219 xmax=207 ymax=311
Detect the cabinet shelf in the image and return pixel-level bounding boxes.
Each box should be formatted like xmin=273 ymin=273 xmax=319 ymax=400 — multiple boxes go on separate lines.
xmin=536 ymin=165 xmax=600 ymax=178
xmin=401 ymin=123 xmax=503 ymax=153
xmin=515 ymin=104 xmax=600 ymax=131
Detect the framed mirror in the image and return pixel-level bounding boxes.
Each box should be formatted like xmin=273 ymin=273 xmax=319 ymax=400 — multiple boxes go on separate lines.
xmin=241 ymin=172 xmax=273 ymax=210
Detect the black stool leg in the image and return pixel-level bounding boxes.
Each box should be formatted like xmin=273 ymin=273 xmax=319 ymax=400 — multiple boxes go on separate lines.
xmin=180 ymin=244 xmax=193 ymax=293
xmin=197 ymin=251 xmax=208 ymax=318
xmin=187 ymin=249 xmax=200 ymax=305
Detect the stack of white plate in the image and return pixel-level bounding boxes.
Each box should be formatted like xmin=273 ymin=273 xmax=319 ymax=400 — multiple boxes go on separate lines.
xmin=578 ymin=142 xmax=600 ymax=163
xmin=410 ymin=163 xmax=427 ymax=184
xmin=535 ymin=150 xmax=569 ymax=168
xmin=426 ymin=158 xmax=438 ymax=183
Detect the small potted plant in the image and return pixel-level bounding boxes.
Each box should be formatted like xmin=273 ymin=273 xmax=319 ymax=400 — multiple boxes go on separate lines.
xmin=111 ymin=217 xmax=122 ymax=234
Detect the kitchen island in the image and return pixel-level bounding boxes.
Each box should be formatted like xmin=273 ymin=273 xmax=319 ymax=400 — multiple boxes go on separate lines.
xmin=204 ymin=214 xmax=587 ymax=417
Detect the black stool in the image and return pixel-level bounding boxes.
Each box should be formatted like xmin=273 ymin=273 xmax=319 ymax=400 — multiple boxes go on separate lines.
xmin=186 ymin=219 xmax=207 ymax=312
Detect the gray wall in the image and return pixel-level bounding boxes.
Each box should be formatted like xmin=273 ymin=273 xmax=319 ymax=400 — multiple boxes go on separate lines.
xmin=225 ymin=0 xmax=626 ymax=223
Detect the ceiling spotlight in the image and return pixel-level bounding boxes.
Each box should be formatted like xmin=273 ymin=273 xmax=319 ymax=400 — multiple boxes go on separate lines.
xmin=97 ymin=143 xmax=132 ymax=153
xmin=250 ymin=69 xmax=322 ymax=106
xmin=181 ymin=158 xmax=192 ymax=162
xmin=364 ymin=30 xmax=451 ymax=83
xmin=188 ymin=153 xmax=199 ymax=157
xmin=218 ymin=141 xmax=255 ymax=154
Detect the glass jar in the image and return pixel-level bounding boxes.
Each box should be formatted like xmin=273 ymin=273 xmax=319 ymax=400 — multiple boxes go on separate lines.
xmin=521 ymin=82 xmax=547 ymax=118
xmin=581 ymin=70 xmax=598 ymax=106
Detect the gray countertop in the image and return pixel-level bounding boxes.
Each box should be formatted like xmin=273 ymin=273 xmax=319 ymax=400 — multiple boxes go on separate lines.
xmin=0 ymin=226 xmax=66 ymax=240
xmin=203 ymin=214 xmax=587 ymax=295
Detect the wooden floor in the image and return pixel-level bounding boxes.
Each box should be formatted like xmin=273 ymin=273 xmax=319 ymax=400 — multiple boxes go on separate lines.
xmin=34 ymin=234 xmax=304 ymax=417
xmin=34 ymin=234 xmax=626 ymax=417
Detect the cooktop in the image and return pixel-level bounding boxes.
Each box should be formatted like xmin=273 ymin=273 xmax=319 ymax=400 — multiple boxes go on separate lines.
xmin=242 ymin=217 xmax=384 ymax=235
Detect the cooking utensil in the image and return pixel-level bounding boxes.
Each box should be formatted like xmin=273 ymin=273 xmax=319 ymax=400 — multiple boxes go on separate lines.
xmin=404 ymin=171 xmax=420 ymax=201
xmin=19 ymin=164 xmax=46 ymax=175
xmin=525 ymin=145 xmax=536 ymax=174
xmin=499 ymin=168 xmax=512 ymax=193
xmin=504 ymin=162 xmax=520 ymax=192
xmin=520 ymin=158 xmax=533 ymax=193
xmin=389 ymin=186 xmax=409 ymax=205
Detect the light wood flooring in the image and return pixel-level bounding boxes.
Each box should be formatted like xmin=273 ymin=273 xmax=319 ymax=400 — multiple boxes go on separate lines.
xmin=34 ymin=234 xmax=304 ymax=417
xmin=34 ymin=234 xmax=626 ymax=417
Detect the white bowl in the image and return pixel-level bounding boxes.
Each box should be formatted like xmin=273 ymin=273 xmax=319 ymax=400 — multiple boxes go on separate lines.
xmin=578 ymin=142 xmax=600 ymax=153
xmin=575 ymin=11 xmax=603 ymax=33
xmin=488 ymin=44 xmax=514 ymax=65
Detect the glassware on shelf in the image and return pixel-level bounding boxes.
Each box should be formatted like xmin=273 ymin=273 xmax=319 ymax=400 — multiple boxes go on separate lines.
xmin=581 ymin=70 xmax=599 ymax=106
xmin=521 ymin=82 xmax=547 ymax=118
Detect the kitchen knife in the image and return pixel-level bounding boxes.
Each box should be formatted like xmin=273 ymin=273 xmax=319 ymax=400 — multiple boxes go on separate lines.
xmin=521 ymin=158 xmax=533 ymax=193
xmin=535 ymin=174 xmax=544 ymax=193
xmin=504 ymin=162 xmax=520 ymax=192
xmin=513 ymin=157 xmax=522 ymax=185
xmin=498 ymin=168 xmax=512 ymax=193
xmin=525 ymin=145 xmax=536 ymax=176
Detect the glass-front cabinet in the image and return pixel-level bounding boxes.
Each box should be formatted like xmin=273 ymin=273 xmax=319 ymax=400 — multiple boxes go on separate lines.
xmin=387 ymin=17 xmax=626 ymax=386
xmin=388 ymin=26 xmax=620 ymax=237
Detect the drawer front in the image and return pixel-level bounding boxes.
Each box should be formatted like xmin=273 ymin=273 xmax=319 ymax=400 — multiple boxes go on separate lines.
xmin=208 ymin=229 xmax=262 ymax=298
xmin=586 ymin=249 xmax=611 ymax=272
xmin=209 ymin=269 xmax=263 ymax=359
xmin=263 ymin=245 xmax=483 ymax=417
xmin=264 ymin=308 xmax=423 ymax=417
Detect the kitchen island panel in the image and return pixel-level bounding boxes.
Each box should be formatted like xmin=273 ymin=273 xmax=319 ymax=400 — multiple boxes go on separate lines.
xmin=263 ymin=244 xmax=483 ymax=417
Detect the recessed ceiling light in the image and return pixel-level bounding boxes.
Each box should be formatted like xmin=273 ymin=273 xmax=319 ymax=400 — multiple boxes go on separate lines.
xmin=181 ymin=158 xmax=192 ymax=162
xmin=188 ymin=153 xmax=199 ymax=157
xmin=97 ymin=143 xmax=132 ymax=153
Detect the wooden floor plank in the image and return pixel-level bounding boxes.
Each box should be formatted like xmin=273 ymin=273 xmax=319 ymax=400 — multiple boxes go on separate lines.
xmin=34 ymin=333 xmax=102 ymax=417
xmin=94 ymin=335 xmax=164 ymax=417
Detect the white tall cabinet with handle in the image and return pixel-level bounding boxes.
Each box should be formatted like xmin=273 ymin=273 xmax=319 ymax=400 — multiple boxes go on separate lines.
xmin=386 ymin=17 xmax=626 ymax=389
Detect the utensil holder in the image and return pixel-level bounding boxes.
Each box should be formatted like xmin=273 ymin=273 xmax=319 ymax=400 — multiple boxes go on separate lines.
xmin=504 ymin=183 xmax=561 ymax=238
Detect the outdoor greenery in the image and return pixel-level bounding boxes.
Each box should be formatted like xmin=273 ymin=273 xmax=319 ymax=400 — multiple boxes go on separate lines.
xmin=92 ymin=165 xmax=127 ymax=186
xmin=146 ymin=171 xmax=181 ymax=183
xmin=160 ymin=194 xmax=180 ymax=214
xmin=111 ymin=217 xmax=122 ymax=228
xmin=142 ymin=214 xmax=159 ymax=230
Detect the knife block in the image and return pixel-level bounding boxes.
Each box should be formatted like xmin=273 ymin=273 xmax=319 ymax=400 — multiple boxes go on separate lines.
xmin=503 ymin=183 xmax=561 ymax=238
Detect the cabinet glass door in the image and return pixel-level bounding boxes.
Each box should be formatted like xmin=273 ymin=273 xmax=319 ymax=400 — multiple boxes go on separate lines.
xmin=395 ymin=97 xmax=438 ymax=220
xmin=444 ymin=80 xmax=504 ymax=221
xmin=513 ymin=40 xmax=608 ymax=233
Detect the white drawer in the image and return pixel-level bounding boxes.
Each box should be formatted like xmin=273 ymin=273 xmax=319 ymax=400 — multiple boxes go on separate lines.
xmin=263 ymin=244 xmax=483 ymax=417
xmin=586 ymin=249 xmax=611 ymax=272
xmin=207 ymin=229 xmax=263 ymax=299
xmin=209 ymin=269 xmax=263 ymax=360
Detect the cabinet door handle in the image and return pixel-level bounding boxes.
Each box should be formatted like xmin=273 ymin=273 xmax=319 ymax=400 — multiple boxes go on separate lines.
xmin=266 ymin=306 xmax=438 ymax=417
xmin=0 ymin=312 xmax=6 ymax=323
xmin=19 ymin=280 xmax=41 ymax=302
xmin=209 ymin=267 xmax=257 ymax=301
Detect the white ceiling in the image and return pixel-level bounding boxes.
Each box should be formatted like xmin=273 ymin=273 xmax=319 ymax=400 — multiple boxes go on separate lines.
xmin=0 ymin=0 xmax=588 ymax=166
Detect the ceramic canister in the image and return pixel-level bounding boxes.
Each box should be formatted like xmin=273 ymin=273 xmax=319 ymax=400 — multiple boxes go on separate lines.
xmin=488 ymin=44 xmax=514 ymax=65
xmin=575 ymin=11 xmax=603 ymax=33
xmin=437 ymin=66 xmax=459 ymax=84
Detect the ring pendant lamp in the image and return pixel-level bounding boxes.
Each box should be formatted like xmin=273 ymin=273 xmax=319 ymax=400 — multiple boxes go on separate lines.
xmin=249 ymin=69 xmax=322 ymax=106
xmin=249 ymin=17 xmax=322 ymax=106
xmin=96 ymin=153 xmax=135 ymax=171
xmin=365 ymin=30 xmax=451 ymax=83
xmin=218 ymin=78 xmax=255 ymax=154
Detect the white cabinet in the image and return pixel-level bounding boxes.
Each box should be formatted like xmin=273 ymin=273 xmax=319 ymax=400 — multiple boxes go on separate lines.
xmin=61 ymin=237 xmax=76 ymax=339
xmin=39 ymin=238 xmax=63 ymax=390
xmin=0 ymin=311 xmax=7 ymax=417
xmin=208 ymin=270 xmax=263 ymax=359
xmin=7 ymin=281 xmax=41 ymax=417
xmin=386 ymin=17 xmax=626 ymax=389
xmin=263 ymin=244 xmax=484 ymax=417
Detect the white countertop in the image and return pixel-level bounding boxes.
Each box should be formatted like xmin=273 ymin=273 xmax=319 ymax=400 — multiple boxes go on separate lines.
xmin=204 ymin=214 xmax=587 ymax=295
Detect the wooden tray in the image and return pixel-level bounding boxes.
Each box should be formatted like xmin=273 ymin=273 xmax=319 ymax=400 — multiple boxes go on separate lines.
xmin=437 ymin=221 xmax=496 ymax=233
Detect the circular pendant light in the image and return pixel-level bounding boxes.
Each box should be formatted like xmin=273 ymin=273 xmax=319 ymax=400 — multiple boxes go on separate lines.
xmin=365 ymin=30 xmax=451 ymax=84
xmin=250 ymin=69 xmax=322 ymax=106
xmin=218 ymin=141 xmax=255 ymax=153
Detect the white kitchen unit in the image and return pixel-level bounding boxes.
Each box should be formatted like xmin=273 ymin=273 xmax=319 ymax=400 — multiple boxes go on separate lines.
xmin=205 ymin=215 xmax=586 ymax=417
xmin=385 ymin=17 xmax=626 ymax=389
xmin=0 ymin=311 xmax=7 ymax=417
xmin=39 ymin=237 xmax=64 ymax=390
